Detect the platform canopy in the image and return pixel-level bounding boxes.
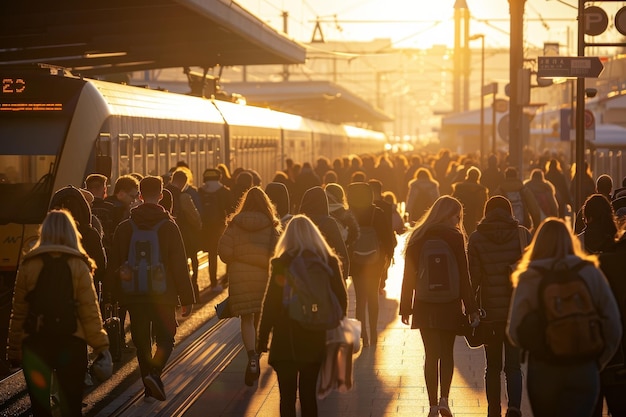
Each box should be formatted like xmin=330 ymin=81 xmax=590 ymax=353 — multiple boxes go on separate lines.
xmin=0 ymin=0 xmax=306 ymax=76
xmin=222 ymin=81 xmax=394 ymax=126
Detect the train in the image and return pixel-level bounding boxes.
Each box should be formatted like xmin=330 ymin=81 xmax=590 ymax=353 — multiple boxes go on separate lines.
xmin=0 ymin=64 xmax=387 ymax=351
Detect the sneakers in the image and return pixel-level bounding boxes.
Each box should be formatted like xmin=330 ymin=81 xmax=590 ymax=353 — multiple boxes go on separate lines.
xmin=438 ymin=397 xmax=453 ymax=417
xmin=244 ymin=354 xmax=260 ymax=386
xmin=143 ymin=373 xmax=166 ymax=401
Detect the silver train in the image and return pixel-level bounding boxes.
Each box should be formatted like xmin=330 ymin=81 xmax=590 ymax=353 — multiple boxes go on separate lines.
xmin=0 ymin=64 xmax=386 ymax=278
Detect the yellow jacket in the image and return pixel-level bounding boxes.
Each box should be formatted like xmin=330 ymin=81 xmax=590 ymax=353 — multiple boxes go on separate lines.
xmin=7 ymin=245 xmax=109 ymax=363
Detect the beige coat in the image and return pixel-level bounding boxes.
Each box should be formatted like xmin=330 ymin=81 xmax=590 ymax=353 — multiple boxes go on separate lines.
xmin=7 ymin=245 xmax=109 ymax=363
xmin=218 ymin=211 xmax=278 ymax=316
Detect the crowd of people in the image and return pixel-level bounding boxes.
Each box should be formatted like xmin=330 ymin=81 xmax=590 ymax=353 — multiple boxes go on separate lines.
xmin=5 ymin=149 xmax=626 ymax=417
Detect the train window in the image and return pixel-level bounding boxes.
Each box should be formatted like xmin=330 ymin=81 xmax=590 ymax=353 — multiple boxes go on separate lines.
xmin=189 ymin=135 xmax=198 ymax=177
xmin=169 ymin=135 xmax=178 ymax=170
xmin=132 ymin=134 xmax=144 ymax=175
xmin=118 ymin=134 xmax=130 ymax=176
xmin=198 ymin=134 xmax=207 ymax=172
xmin=146 ymin=134 xmax=157 ymax=176
xmin=180 ymin=134 xmax=188 ymax=165
xmin=158 ymin=134 xmax=168 ymax=177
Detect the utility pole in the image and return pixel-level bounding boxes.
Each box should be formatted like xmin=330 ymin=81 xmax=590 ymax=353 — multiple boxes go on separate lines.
xmin=282 ymin=11 xmax=290 ymax=81
xmin=509 ymin=0 xmax=526 ymax=175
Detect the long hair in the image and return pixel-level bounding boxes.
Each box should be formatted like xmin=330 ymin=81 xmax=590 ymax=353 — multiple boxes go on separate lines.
xmin=228 ymin=186 xmax=281 ymax=230
xmin=406 ymin=195 xmax=465 ymax=247
xmin=32 ymin=209 xmax=95 ymax=269
xmin=511 ymin=217 xmax=597 ymax=286
xmin=274 ymin=215 xmax=338 ymax=265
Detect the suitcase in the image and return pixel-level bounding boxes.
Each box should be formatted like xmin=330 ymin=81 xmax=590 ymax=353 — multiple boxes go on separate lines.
xmin=104 ymin=303 xmax=122 ymax=363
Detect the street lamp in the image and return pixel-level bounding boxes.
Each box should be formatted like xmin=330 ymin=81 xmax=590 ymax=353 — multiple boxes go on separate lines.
xmin=469 ymin=34 xmax=485 ymax=165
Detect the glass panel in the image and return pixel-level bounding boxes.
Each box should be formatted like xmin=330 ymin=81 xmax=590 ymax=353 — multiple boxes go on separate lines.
xmin=118 ymin=134 xmax=130 ymax=176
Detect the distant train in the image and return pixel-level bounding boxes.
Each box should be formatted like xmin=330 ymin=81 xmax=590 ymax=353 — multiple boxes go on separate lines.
xmin=0 ymin=64 xmax=386 ymax=309
xmin=585 ymin=123 xmax=626 ymax=185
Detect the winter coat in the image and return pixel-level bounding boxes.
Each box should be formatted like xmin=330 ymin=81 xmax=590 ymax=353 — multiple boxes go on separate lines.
xmin=545 ymin=168 xmax=573 ymax=217
xmin=480 ymin=166 xmax=505 ymax=196
xmin=218 ymin=211 xmax=279 ymax=316
xmin=400 ymin=225 xmax=478 ymax=331
xmin=105 ymin=203 xmax=195 ymax=307
xmin=165 ymin=184 xmax=202 ymax=253
xmin=468 ymin=208 xmax=531 ymax=322
xmin=406 ymin=178 xmax=439 ymax=223
xmin=350 ymin=204 xmax=396 ymax=275
xmin=8 ymin=245 xmax=109 ymax=363
xmin=452 ymin=180 xmax=488 ymax=234
xmin=524 ymin=178 xmax=559 ymax=219
xmin=299 ymin=186 xmax=350 ymax=279
xmin=257 ymin=251 xmax=347 ymax=366
xmin=507 ymin=255 xmax=622 ymax=370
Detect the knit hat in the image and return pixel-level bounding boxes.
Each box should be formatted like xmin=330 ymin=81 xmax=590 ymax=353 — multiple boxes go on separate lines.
xmin=203 ymin=168 xmax=221 ymax=182
xmin=484 ymin=195 xmax=513 ymax=216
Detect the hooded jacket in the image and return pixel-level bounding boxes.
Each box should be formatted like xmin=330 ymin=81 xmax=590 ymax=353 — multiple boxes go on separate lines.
xmin=218 ymin=211 xmax=280 ymax=316
xmin=507 ymin=255 xmax=622 ymax=369
xmin=299 ymin=186 xmax=349 ymax=279
xmin=8 ymin=245 xmax=109 ymax=363
xmin=468 ymin=208 xmax=531 ymax=322
xmin=104 ymin=203 xmax=195 ymax=307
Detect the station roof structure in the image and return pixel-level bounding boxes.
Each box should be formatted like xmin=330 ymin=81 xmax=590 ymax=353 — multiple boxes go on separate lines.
xmin=222 ymin=80 xmax=394 ymax=126
xmin=0 ymin=0 xmax=306 ymax=76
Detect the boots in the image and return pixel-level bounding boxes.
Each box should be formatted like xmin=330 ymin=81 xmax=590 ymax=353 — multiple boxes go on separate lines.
xmin=244 ymin=350 xmax=260 ymax=386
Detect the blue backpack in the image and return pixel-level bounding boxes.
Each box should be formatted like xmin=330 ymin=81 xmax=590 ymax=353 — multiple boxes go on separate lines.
xmin=283 ymin=254 xmax=342 ymax=331
xmin=121 ymin=219 xmax=168 ymax=295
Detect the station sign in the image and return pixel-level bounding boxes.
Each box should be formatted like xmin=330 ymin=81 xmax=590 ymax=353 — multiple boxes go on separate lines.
xmin=537 ymin=56 xmax=604 ymax=79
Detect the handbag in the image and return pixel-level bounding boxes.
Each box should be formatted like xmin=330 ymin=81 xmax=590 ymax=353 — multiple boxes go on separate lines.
xmin=215 ymin=297 xmax=232 ymax=319
xmin=463 ymin=319 xmax=498 ymax=349
xmin=326 ymin=317 xmax=362 ymax=354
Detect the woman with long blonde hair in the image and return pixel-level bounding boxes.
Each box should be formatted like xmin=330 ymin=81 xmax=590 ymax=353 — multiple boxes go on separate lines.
xmin=400 ymin=196 xmax=479 ymax=417
xmin=257 ymin=215 xmax=347 ymax=417
xmin=8 ymin=209 xmax=110 ymax=416
xmin=507 ymin=218 xmax=621 ymax=417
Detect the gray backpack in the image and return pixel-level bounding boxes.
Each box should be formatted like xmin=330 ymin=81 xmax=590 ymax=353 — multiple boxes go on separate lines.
xmin=415 ymin=239 xmax=460 ymax=303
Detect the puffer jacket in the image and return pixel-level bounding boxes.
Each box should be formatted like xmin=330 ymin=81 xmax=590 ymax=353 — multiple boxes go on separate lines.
xmin=507 ymin=255 xmax=622 ymax=370
xmin=8 ymin=245 xmax=109 ymax=363
xmin=468 ymin=208 xmax=531 ymax=322
xmin=105 ymin=203 xmax=195 ymax=307
xmin=218 ymin=211 xmax=280 ymax=316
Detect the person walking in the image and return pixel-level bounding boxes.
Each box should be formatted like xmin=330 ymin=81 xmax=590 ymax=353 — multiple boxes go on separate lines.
xmin=348 ymin=182 xmax=395 ymax=347
xmin=494 ymin=167 xmax=541 ymax=231
xmin=544 ymin=158 xmax=573 ymax=219
xmin=105 ymin=176 xmax=195 ymax=401
xmin=165 ymin=169 xmax=203 ymax=299
xmin=452 ymin=166 xmax=489 ymax=234
xmin=218 ymin=186 xmax=282 ymax=386
xmin=507 ymin=218 xmax=622 ymax=417
xmin=468 ymin=196 xmax=531 ymax=417
xmin=400 ymin=195 xmax=480 ymax=417
xmin=8 ymin=209 xmax=111 ymax=416
xmin=257 ymin=215 xmax=347 ymax=417
xmin=405 ymin=168 xmax=440 ymax=226
xmin=524 ymin=168 xmax=559 ymax=222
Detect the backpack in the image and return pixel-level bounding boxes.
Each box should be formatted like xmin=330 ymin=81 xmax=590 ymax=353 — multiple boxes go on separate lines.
xmin=24 ymin=254 xmax=77 ymax=335
xmin=351 ymin=210 xmax=380 ymax=265
xmin=120 ymin=219 xmax=168 ymax=295
xmin=414 ymin=238 xmax=460 ymax=303
xmin=530 ymin=262 xmax=605 ymax=362
xmin=505 ymin=191 xmax=526 ymax=225
xmin=199 ymin=188 xmax=228 ymax=229
xmin=283 ymin=254 xmax=342 ymax=331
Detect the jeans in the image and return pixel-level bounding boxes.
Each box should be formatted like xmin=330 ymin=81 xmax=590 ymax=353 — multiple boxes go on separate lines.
xmin=484 ymin=328 xmax=522 ymax=417
xmin=273 ymin=361 xmax=321 ymax=417
xmin=128 ymin=303 xmax=177 ymax=378
xmin=527 ymin=357 xmax=599 ymax=417
xmin=22 ymin=334 xmax=87 ymax=417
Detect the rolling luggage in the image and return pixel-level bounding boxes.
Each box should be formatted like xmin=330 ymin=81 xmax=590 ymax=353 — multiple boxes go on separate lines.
xmin=104 ymin=303 xmax=122 ymax=362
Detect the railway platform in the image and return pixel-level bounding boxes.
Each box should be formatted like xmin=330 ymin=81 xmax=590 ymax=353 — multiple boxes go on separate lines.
xmin=181 ymin=244 xmax=536 ymax=417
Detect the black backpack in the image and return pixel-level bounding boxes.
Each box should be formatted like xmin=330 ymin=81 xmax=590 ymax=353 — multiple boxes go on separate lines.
xmin=283 ymin=254 xmax=342 ymax=331
xmin=24 ymin=254 xmax=78 ymax=335
xmin=414 ymin=238 xmax=461 ymax=303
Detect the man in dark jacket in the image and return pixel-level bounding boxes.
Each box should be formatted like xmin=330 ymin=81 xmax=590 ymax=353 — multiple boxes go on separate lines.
xmin=452 ymin=167 xmax=489 ymax=234
xmin=105 ymin=176 xmax=195 ymax=402
xmin=467 ymin=196 xmax=531 ymax=417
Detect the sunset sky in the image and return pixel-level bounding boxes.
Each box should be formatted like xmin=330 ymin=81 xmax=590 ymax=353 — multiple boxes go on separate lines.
xmin=237 ymin=0 xmax=625 ymax=53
